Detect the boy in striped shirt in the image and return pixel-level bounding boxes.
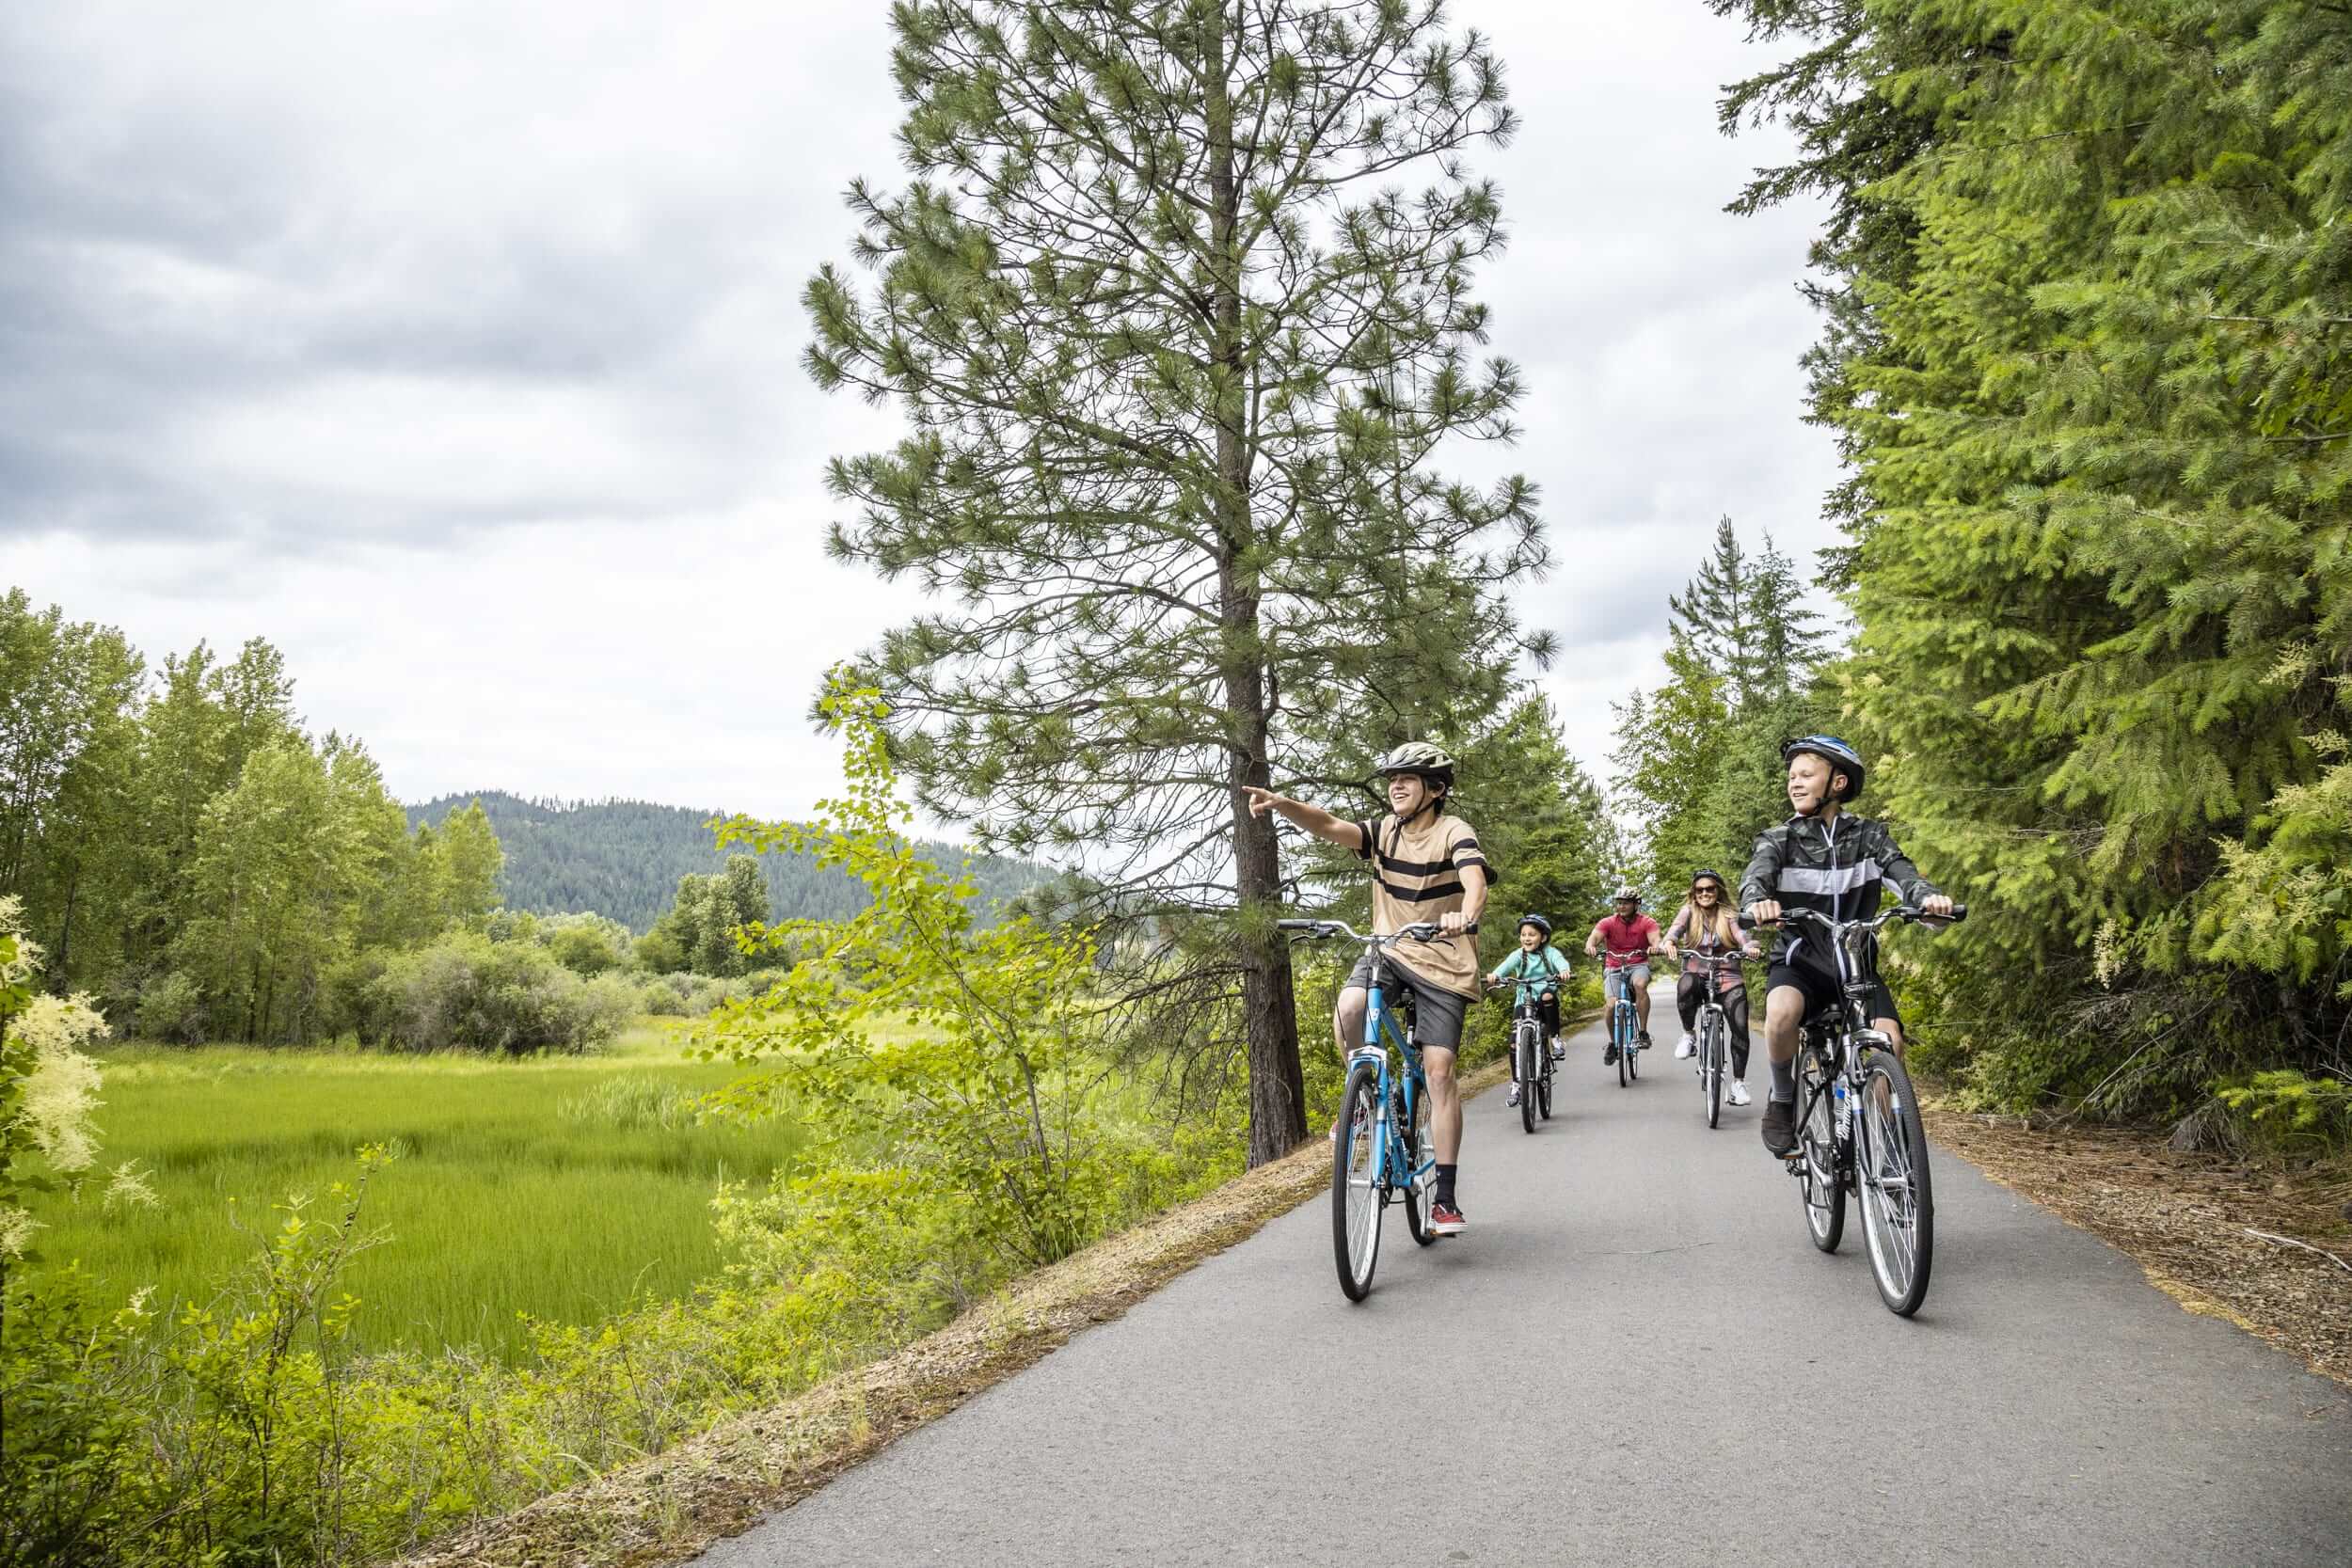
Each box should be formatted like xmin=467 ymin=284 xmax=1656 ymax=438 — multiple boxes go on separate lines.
xmin=1246 ymin=741 xmax=1489 ymax=1233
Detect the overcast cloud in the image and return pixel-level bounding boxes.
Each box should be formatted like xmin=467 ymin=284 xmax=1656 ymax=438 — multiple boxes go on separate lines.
xmin=0 ymin=1 xmax=1837 ymax=823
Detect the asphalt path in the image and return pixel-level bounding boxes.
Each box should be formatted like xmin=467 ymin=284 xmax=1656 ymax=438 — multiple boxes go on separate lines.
xmin=699 ymin=1009 xmax=2352 ymax=1567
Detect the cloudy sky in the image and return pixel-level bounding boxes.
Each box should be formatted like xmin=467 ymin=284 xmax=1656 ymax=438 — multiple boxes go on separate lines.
xmin=0 ymin=1 xmax=1837 ymax=823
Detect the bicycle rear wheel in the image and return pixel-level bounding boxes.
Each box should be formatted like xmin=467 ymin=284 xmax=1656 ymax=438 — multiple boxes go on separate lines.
xmin=1798 ymin=1049 xmax=1845 ymax=1252
xmin=1703 ymin=1014 xmax=1724 ymax=1129
xmin=1627 ymin=1022 xmax=1640 ymax=1082
xmin=1536 ymin=1049 xmax=1554 ymax=1121
xmin=1401 ymin=1081 xmax=1437 ymax=1247
xmin=1856 ymin=1050 xmax=1935 ymax=1316
xmin=1518 ymin=1025 xmax=1538 ymax=1134
xmin=1332 ymin=1058 xmax=1384 ymax=1300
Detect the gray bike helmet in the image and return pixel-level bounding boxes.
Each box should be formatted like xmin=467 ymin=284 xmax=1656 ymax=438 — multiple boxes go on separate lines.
xmin=1517 ymin=913 xmax=1551 ymax=937
xmin=1781 ymin=735 xmax=1866 ymax=803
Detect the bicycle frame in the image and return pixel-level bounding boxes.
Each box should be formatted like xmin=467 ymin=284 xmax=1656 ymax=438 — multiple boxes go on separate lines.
xmin=1356 ymin=953 xmax=1435 ymax=1197
xmin=1603 ymin=950 xmax=1647 ymax=1042
xmin=1279 ymin=917 xmax=1448 ymax=1198
xmin=1777 ymin=909 xmax=1959 ymax=1164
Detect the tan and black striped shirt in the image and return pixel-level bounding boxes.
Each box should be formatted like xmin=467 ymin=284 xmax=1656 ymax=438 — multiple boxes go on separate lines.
xmin=1354 ymin=812 xmax=1489 ymax=998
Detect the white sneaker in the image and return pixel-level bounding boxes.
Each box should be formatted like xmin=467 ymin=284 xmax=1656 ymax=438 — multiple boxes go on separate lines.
xmin=1505 ymin=1083 xmax=1522 ymax=1107
xmin=1674 ymin=1032 xmax=1696 ymax=1059
xmin=1726 ymin=1080 xmax=1752 ymax=1107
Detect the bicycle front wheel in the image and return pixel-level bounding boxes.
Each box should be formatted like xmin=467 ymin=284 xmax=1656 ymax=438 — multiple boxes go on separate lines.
xmin=1798 ymin=1050 xmax=1846 ymax=1253
xmin=1518 ymin=1025 xmax=1539 ymax=1134
xmin=1857 ymin=1050 xmax=1935 ymax=1316
xmin=1332 ymin=1058 xmax=1385 ymax=1300
xmin=1704 ymin=1015 xmax=1724 ymax=1129
xmin=1402 ymin=1082 xmax=1437 ymax=1247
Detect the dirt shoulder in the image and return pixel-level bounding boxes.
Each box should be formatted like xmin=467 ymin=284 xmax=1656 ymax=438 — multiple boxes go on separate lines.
xmin=1924 ymin=1106 xmax=2352 ymax=1387
xmin=401 ymin=1053 xmax=1517 ymax=1568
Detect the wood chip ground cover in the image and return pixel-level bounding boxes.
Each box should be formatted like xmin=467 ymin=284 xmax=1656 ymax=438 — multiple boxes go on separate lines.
xmin=1924 ymin=1107 xmax=2352 ymax=1387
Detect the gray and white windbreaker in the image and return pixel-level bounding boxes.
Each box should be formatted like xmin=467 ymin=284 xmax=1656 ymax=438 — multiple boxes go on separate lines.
xmin=1738 ymin=812 xmax=1941 ymax=973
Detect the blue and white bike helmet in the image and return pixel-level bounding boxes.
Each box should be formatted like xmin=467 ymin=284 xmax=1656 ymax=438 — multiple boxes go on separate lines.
xmin=1781 ymin=735 xmax=1866 ymax=803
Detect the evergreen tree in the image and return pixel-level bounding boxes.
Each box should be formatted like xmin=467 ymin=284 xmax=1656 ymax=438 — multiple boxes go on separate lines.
xmin=1612 ymin=517 xmax=1832 ymax=896
xmin=805 ymin=1 xmax=1546 ymax=1164
xmin=1715 ymin=0 xmax=2352 ymax=1113
xmin=1666 ymin=517 xmax=1755 ymax=703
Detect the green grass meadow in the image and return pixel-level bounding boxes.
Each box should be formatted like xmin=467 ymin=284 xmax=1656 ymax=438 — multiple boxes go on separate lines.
xmin=29 ymin=1023 xmax=812 ymax=1362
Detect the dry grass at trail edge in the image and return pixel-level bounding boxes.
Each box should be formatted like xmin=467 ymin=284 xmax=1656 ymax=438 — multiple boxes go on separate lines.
xmin=1924 ymin=1106 xmax=2352 ymax=1388
xmin=400 ymin=1053 xmax=1515 ymax=1568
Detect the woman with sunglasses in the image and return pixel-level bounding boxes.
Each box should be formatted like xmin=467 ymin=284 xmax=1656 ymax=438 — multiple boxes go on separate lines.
xmin=1661 ymin=870 xmax=1763 ymax=1106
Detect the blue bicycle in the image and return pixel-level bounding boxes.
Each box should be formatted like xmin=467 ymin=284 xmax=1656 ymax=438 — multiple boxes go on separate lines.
xmin=1280 ymin=917 xmax=1466 ymax=1301
xmin=1604 ymin=949 xmax=1650 ymax=1087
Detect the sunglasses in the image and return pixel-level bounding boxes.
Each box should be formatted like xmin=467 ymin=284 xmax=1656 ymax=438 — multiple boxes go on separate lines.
xmin=1692 ymin=884 xmax=1723 ymax=896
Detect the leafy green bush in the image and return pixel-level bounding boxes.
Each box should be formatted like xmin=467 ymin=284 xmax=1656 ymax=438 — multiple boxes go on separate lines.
xmin=132 ymin=972 xmax=209 ymax=1047
xmin=2217 ymin=1070 xmax=2352 ymax=1160
xmin=343 ymin=933 xmax=636 ymax=1054
xmin=0 ymin=1267 xmax=159 ymax=1568
xmin=636 ymin=968 xmax=782 ymax=1019
xmin=701 ymin=675 xmax=1129 ymax=1271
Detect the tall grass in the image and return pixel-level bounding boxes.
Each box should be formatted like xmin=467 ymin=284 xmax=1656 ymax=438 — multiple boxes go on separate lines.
xmin=27 ymin=1022 xmax=809 ymax=1360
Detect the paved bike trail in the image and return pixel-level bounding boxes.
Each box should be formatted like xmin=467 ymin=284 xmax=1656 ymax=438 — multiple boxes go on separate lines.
xmin=696 ymin=1010 xmax=2352 ymax=1567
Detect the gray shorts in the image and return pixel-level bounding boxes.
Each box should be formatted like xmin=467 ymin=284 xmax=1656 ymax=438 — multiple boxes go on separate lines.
xmin=1343 ymin=950 xmax=1469 ymax=1052
xmin=1604 ymin=964 xmax=1652 ymax=997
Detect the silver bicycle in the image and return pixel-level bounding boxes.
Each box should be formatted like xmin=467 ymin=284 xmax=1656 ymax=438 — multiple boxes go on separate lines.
xmin=1745 ymin=903 xmax=1966 ymax=1317
xmin=1681 ymin=950 xmax=1741 ymax=1129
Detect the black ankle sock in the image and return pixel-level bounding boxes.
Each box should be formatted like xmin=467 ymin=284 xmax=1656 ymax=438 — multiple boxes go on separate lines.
xmin=1435 ymin=1163 xmax=1457 ymax=1205
xmin=1769 ymin=1057 xmax=1797 ymax=1103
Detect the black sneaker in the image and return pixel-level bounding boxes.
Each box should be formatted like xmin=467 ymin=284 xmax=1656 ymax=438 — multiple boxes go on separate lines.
xmin=1602 ymin=1042 xmax=1619 ymax=1066
xmin=1637 ymin=1031 xmax=1652 ymax=1051
xmin=1760 ymin=1096 xmax=1797 ymax=1157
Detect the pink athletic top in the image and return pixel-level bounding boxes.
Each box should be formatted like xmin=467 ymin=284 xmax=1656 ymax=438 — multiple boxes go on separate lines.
xmin=1591 ymin=914 xmax=1659 ymax=970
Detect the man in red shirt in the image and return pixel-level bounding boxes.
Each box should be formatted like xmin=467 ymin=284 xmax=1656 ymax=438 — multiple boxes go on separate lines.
xmin=1584 ymin=886 xmax=1664 ymax=1065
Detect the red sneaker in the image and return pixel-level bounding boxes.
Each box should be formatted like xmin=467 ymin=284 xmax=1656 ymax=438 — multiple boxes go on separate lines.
xmin=1429 ymin=1200 xmax=1467 ymax=1236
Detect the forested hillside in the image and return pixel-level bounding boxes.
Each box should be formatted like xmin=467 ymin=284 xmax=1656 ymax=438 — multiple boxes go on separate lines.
xmin=405 ymin=792 xmax=1041 ymax=931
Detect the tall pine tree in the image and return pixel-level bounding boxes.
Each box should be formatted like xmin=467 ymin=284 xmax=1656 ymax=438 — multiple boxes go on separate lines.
xmin=805 ymin=2 xmax=1548 ymax=1162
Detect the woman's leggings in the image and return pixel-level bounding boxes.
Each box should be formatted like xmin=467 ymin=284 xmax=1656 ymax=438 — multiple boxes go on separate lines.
xmin=1676 ymin=973 xmax=1751 ymax=1078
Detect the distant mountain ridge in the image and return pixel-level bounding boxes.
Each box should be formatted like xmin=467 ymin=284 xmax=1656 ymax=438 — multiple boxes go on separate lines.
xmin=406 ymin=791 xmax=1041 ymax=932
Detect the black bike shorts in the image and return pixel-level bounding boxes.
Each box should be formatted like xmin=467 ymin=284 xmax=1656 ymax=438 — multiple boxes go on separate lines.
xmin=1765 ymin=957 xmax=1901 ymax=1031
xmin=1343 ymin=950 xmax=1469 ymax=1052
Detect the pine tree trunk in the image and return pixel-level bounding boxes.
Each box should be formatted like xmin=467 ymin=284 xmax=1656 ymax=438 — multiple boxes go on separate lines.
xmin=1207 ymin=14 xmax=1304 ymax=1166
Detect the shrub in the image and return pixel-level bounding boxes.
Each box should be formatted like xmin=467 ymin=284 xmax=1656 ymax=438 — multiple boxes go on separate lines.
xmin=133 ymin=972 xmax=208 ymax=1046
xmin=2217 ymin=1069 xmax=2352 ymax=1160
xmin=348 ymin=934 xmax=635 ymax=1054
xmin=0 ymin=1268 xmax=160 ymax=1568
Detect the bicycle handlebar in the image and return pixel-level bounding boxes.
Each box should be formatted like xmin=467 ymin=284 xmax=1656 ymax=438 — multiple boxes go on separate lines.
xmin=1737 ymin=903 xmax=1968 ymax=936
xmin=1276 ymin=918 xmax=1480 ymax=943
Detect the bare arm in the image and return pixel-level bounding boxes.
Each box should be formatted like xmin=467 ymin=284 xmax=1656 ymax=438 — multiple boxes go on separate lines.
xmin=1240 ymin=786 xmax=1365 ymax=852
xmin=1442 ymin=862 xmax=1487 ymax=936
